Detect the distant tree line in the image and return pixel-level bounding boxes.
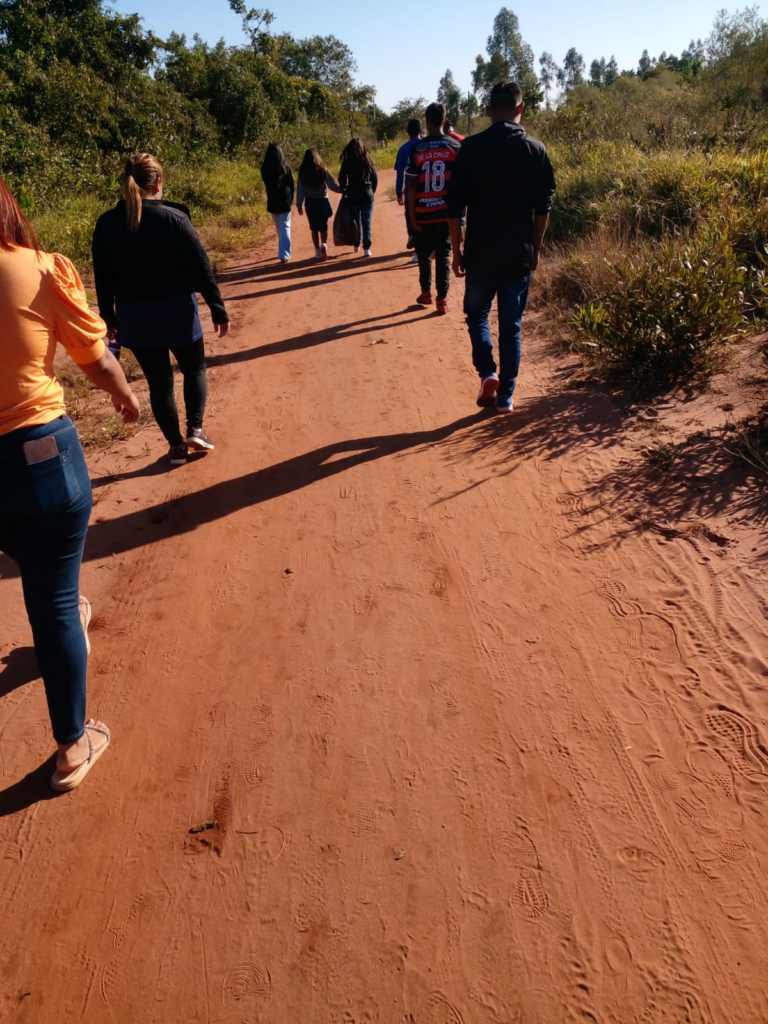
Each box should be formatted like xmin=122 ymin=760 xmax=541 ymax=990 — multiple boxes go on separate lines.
xmin=373 ymin=6 xmax=768 ymax=140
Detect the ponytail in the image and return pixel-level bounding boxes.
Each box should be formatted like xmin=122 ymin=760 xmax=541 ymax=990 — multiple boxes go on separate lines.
xmin=124 ymin=173 xmax=143 ymax=233
xmin=123 ymin=153 xmax=163 ymax=233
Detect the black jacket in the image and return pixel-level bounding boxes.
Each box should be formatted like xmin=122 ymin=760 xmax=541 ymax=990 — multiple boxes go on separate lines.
xmin=338 ymin=161 xmax=378 ymax=206
xmin=447 ymin=121 xmax=556 ymax=280
xmin=262 ymin=170 xmax=294 ymax=215
xmin=92 ymin=199 xmax=228 ymax=328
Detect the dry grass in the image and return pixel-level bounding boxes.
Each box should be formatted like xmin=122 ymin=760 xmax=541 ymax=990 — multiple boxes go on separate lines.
xmin=202 ymin=203 xmax=270 ymax=274
xmin=534 ymin=223 xmax=632 ymax=310
xmin=725 ymin=407 xmax=768 ymax=473
xmin=56 ymin=351 xmax=152 ymax=450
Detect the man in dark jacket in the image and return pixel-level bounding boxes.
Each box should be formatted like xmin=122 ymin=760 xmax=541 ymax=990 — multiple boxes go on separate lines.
xmin=448 ymin=81 xmax=555 ymax=412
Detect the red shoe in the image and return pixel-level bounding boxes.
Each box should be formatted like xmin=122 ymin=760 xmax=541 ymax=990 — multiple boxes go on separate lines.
xmin=417 ymin=291 xmax=434 ymax=305
xmin=436 ymin=298 xmax=448 ymax=314
xmin=476 ymin=374 xmax=499 ymax=407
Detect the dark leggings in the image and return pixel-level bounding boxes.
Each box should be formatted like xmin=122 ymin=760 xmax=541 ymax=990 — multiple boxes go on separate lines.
xmin=131 ymin=338 xmax=207 ymax=446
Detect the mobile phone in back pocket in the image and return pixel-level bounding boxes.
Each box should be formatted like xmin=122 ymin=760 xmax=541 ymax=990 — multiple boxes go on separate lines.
xmin=22 ymin=436 xmax=60 ymax=465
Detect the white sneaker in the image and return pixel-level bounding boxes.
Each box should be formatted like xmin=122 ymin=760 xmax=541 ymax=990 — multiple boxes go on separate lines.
xmin=320 ymin=244 xmax=329 ymax=262
xmin=364 ymin=249 xmax=372 ymax=257
xmin=411 ymin=253 xmax=419 ymax=263
xmin=315 ymin=247 xmax=322 ymax=260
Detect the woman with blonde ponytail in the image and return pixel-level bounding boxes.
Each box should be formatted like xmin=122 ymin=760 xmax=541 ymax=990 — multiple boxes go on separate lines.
xmin=92 ymin=153 xmax=230 ymax=466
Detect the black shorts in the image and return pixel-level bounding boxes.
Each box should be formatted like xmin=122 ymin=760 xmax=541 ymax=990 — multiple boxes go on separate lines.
xmin=305 ymin=197 xmax=333 ymax=232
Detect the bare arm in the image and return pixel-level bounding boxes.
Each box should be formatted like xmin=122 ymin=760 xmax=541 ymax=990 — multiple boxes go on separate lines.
xmin=407 ymin=176 xmax=421 ymax=233
xmin=79 ymin=349 xmax=140 ymax=423
xmin=449 ymin=217 xmax=465 ymax=277
xmin=532 ymin=213 xmax=549 ymax=272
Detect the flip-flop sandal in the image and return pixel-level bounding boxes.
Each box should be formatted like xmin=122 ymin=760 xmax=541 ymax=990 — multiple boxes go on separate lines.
xmin=79 ymin=595 xmax=92 ymax=656
xmin=51 ymin=719 xmax=110 ymax=793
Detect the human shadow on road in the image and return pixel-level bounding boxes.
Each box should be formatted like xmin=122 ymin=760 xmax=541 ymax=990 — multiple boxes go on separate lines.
xmin=0 ymin=754 xmax=59 ymax=817
xmin=440 ymin=382 xmax=768 ymax=544
xmin=218 ymin=250 xmax=408 ymax=286
xmin=229 ymin=260 xmax=412 ymax=302
xmin=63 ymin=412 xmax=489 ymax=563
xmin=208 ymin=307 xmax=430 ymax=367
xmin=0 ymin=646 xmax=39 ymax=699
xmin=89 ymin=455 xmax=174 ymax=489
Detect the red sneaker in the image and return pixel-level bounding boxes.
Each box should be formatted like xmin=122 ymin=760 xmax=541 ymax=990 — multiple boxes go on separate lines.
xmin=476 ymin=374 xmax=499 ymax=407
xmin=417 ymin=291 xmax=434 ymax=305
xmin=436 ymin=298 xmax=448 ymax=314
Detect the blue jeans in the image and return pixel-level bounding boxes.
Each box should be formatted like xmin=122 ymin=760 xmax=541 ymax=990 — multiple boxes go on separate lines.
xmin=463 ymin=273 xmax=531 ymax=399
xmin=0 ymin=416 xmax=92 ymax=744
xmin=348 ymin=202 xmax=373 ymax=250
xmin=272 ymin=211 xmax=292 ymax=260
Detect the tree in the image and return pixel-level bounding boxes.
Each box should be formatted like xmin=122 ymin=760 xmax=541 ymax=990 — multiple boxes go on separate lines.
xmin=228 ymin=1 xmax=275 ymax=55
xmin=460 ymin=91 xmax=479 ymax=132
xmin=605 ymin=55 xmax=619 ymax=86
xmin=472 ymin=54 xmax=487 ymax=96
xmin=437 ymin=69 xmax=462 ymax=123
xmin=704 ymin=9 xmax=768 ymax=121
xmin=538 ymin=51 xmax=559 ymax=108
xmin=473 ymin=51 xmax=511 ymax=103
xmin=558 ymin=48 xmax=585 ymax=91
xmin=485 ymin=7 xmax=539 ymax=107
xmin=375 ymin=96 xmax=426 ymax=140
xmin=638 ymin=49 xmax=652 ymax=78
xmin=277 ymin=34 xmax=357 ymax=92
xmin=589 ymin=58 xmax=605 ymax=88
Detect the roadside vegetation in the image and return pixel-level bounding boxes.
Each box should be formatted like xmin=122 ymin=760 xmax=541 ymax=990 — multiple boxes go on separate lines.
xmin=4 ymin=0 xmax=768 ymax=431
xmin=525 ymin=11 xmax=768 ymax=390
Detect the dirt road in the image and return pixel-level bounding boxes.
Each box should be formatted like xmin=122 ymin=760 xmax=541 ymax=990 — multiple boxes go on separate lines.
xmin=2 ymin=172 xmax=768 ymax=1023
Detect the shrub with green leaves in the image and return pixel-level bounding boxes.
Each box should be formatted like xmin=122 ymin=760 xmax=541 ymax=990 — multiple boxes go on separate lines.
xmin=569 ymin=227 xmax=751 ymax=382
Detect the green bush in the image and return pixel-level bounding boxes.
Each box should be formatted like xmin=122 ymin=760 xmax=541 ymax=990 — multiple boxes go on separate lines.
xmin=568 ymin=226 xmax=752 ymax=382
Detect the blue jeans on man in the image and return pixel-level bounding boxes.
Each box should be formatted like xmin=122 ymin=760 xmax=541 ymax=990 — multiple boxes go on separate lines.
xmin=463 ymin=273 xmax=531 ymax=399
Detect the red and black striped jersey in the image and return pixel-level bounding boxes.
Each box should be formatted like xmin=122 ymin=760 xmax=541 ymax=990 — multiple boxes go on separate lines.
xmin=405 ymin=134 xmax=462 ymax=224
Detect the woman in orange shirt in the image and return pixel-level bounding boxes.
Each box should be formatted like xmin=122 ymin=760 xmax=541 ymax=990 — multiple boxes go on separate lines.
xmin=0 ymin=177 xmax=140 ymax=792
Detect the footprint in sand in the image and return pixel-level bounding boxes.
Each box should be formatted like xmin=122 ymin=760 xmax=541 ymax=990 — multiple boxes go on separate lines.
xmin=514 ymin=868 xmax=550 ymax=919
xmin=490 ymin=829 xmax=540 ymax=867
xmin=222 ymin=960 xmax=271 ymax=1003
xmin=703 ymin=705 xmax=768 ymax=781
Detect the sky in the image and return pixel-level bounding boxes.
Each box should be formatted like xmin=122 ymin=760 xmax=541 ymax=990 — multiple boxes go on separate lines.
xmin=114 ymin=0 xmax=745 ymax=111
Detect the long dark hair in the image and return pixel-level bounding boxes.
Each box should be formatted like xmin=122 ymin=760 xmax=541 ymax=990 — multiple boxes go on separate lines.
xmin=299 ymin=148 xmax=329 ymax=188
xmin=261 ymin=142 xmax=289 ymax=187
xmin=0 ymin=176 xmax=39 ymax=250
xmin=341 ymin=138 xmax=374 ymax=180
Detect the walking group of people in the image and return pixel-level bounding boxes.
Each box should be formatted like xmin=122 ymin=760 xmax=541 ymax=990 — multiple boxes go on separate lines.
xmin=0 ymin=78 xmax=554 ymax=794
xmin=261 ymin=138 xmax=379 ymax=263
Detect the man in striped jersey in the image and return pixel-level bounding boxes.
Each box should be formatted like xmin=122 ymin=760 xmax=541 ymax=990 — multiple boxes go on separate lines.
xmin=406 ymin=102 xmax=462 ymax=315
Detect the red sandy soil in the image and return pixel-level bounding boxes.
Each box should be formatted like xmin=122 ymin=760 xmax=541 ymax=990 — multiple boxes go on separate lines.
xmin=2 ymin=171 xmax=768 ymax=1023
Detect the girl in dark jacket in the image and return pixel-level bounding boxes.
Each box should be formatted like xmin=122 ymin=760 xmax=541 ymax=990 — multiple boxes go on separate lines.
xmin=261 ymin=142 xmax=294 ymax=263
xmin=92 ymin=153 xmax=229 ymax=466
xmin=296 ymin=148 xmax=342 ymax=261
xmin=338 ymin=138 xmax=378 ymax=257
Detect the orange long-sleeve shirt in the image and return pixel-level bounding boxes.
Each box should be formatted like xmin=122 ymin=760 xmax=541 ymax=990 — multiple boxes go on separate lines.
xmin=0 ymin=245 xmax=106 ymax=436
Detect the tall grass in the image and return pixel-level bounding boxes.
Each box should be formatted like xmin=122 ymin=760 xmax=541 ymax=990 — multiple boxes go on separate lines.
xmin=539 ymin=142 xmax=768 ymax=386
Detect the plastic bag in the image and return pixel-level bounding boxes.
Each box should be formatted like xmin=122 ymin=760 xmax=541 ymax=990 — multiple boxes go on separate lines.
xmin=333 ymin=197 xmax=360 ymax=248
